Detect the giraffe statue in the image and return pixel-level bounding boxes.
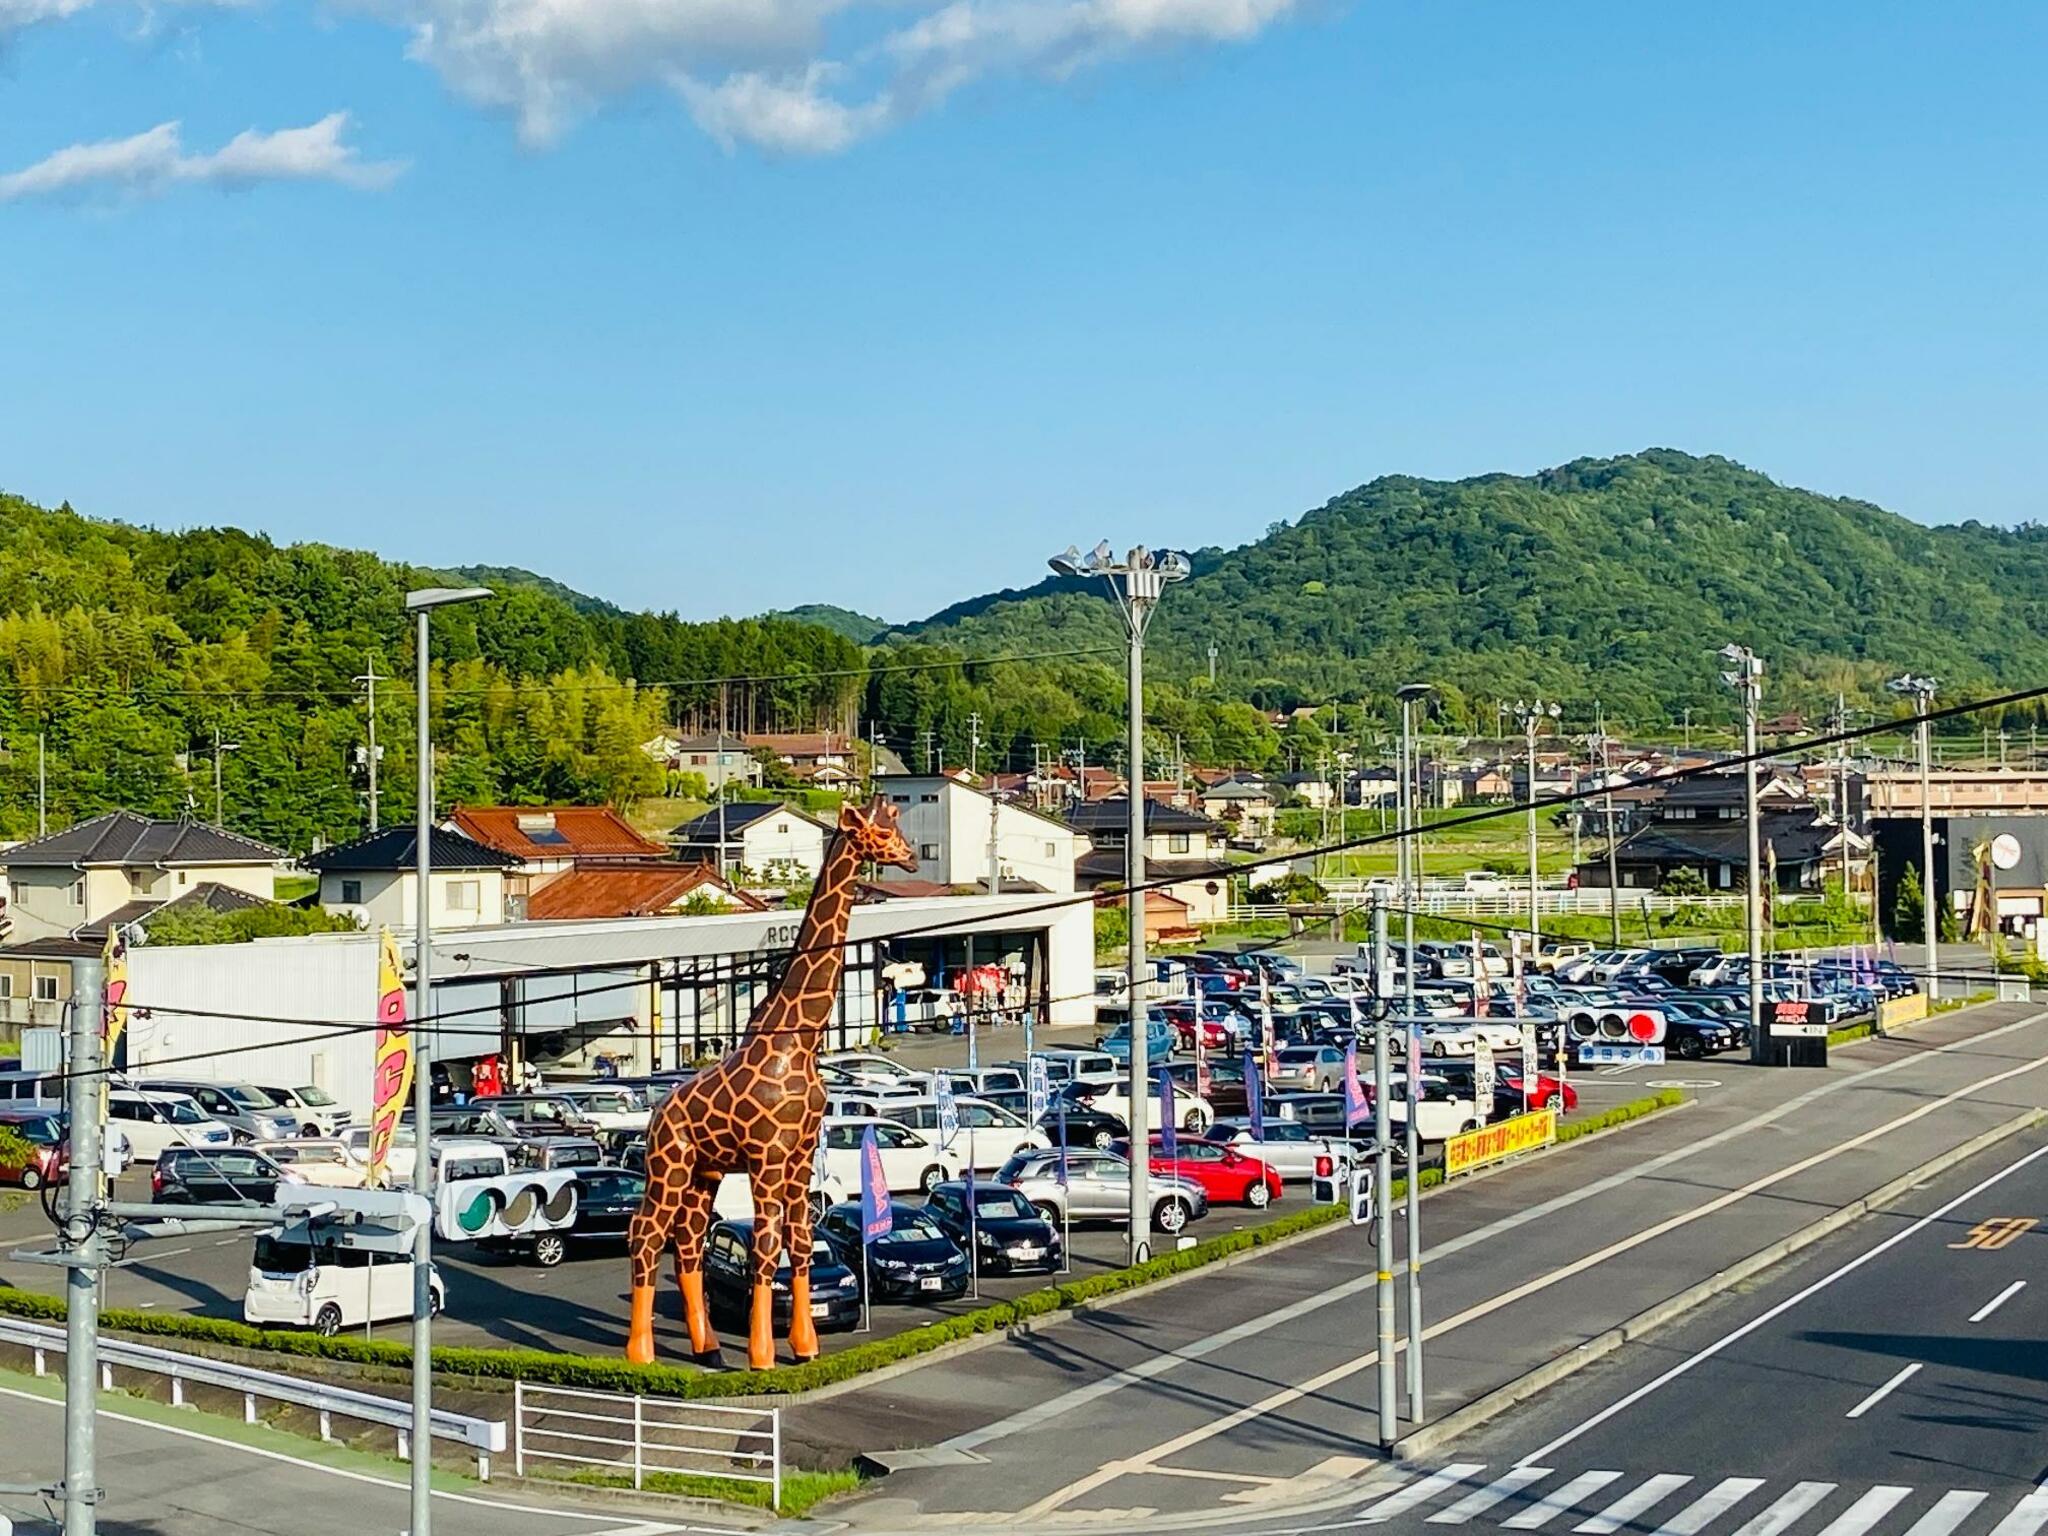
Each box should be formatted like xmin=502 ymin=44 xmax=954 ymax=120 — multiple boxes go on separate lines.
xmin=625 ymin=796 xmax=917 ymax=1370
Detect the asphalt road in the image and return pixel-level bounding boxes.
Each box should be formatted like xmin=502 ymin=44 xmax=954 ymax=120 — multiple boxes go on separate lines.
xmin=0 ymin=1366 xmax=737 ymax=1536
xmin=803 ymin=998 xmax=2048 ymax=1533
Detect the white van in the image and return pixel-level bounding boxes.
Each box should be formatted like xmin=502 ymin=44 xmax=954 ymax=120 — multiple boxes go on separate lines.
xmin=107 ymin=1089 xmax=235 ymax=1160
xmin=243 ymin=1229 xmax=445 ymax=1336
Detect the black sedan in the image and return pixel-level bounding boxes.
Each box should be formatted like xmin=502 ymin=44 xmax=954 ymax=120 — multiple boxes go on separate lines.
xmin=703 ymin=1218 xmax=862 ymax=1332
xmin=924 ymin=1181 xmax=1062 ymax=1274
xmin=818 ymin=1201 xmax=970 ymax=1302
xmin=151 ymin=1147 xmax=291 ymax=1205
xmin=1038 ymin=1102 xmax=1128 ymax=1150
xmin=482 ymin=1165 xmax=647 ymax=1268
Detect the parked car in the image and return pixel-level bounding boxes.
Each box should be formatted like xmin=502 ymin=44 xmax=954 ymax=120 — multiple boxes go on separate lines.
xmin=1268 ymin=1045 xmax=1347 ymax=1093
xmin=0 ymin=1106 xmax=67 ymax=1190
xmin=249 ymin=1085 xmax=353 ymax=1138
xmin=545 ymin=1086 xmax=653 ymax=1137
xmin=1492 ymin=1070 xmax=1580 ymax=1114
xmin=818 ymin=1201 xmax=971 ymax=1302
xmin=420 ymin=1105 xmax=604 ymax=1170
xmin=244 ymin=1229 xmax=442 ymax=1336
xmin=106 ymin=1088 xmax=235 ymax=1160
xmin=1209 ymin=1117 xmax=1354 ymax=1188
xmin=338 ymin=1124 xmax=416 ymax=1181
xmin=868 ymin=1095 xmax=1050 ymax=1170
xmin=481 ymin=1094 xmax=605 ymax=1138
xmin=1263 ymin=1091 xmax=1352 ymax=1136
xmin=1030 ymin=1049 xmax=1118 ymax=1084
xmin=704 ymin=1217 xmax=862 ymax=1329
xmin=136 ymin=1079 xmax=303 ymax=1143
xmin=995 ymin=1148 xmax=1208 ymax=1233
xmin=818 ymin=1116 xmax=961 ymax=1194
xmin=482 ymin=1165 xmax=646 ymax=1267
xmin=1162 ymin=1058 xmax=1251 ymax=1116
xmin=1418 ymin=1018 xmax=1526 ymax=1059
xmin=152 ymin=1145 xmax=295 ymax=1205
xmin=265 ymin=1138 xmax=369 ymax=1188
xmin=924 ymin=1180 xmax=1062 ymax=1273
xmin=820 ymin=1052 xmax=931 ymax=1089
xmin=1036 ymin=1100 xmax=1129 ymax=1150
xmin=1114 ymin=1136 xmax=1283 ymax=1208
xmin=887 ymin=988 xmax=965 ymax=1034
xmin=1385 ymin=1074 xmax=1482 ymax=1142
xmin=1099 ymin=1017 xmax=1177 ymax=1066
xmin=1059 ymin=1076 xmax=1214 ymax=1135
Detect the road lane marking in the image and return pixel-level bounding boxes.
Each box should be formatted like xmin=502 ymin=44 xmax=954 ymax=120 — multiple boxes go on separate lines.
xmin=1573 ymin=1473 xmax=1693 ymax=1534
xmin=1948 ymin=1217 xmax=2038 ymax=1250
xmin=1503 ymin=1471 xmax=1624 ymax=1529
xmin=942 ymin=1009 xmax=2048 ymax=1459
xmin=1811 ymin=1486 xmax=1913 ymax=1536
xmin=1901 ymin=1490 xmax=1987 ymax=1536
xmin=1729 ymin=1481 xmax=1838 ymax=1536
xmin=1520 ymin=1140 xmax=2048 ymax=1465
xmin=1429 ymin=1466 xmax=1554 ymax=1523
xmin=1988 ymin=1482 xmax=2048 ymax=1536
xmin=1847 ymin=1363 xmax=1923 ymax=1419
xmin=1970 ymin=1280 xmax=2027 ymax=1322
xmin=1648 ymin=1477 xmax=1764 ymax=1536
xmin=1358 ymin=1465 xmax=1485 ymax=1523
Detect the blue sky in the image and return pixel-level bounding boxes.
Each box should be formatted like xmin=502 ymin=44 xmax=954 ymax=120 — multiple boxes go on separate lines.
xmin=2 ymin=1 xmax=2043 ymax=623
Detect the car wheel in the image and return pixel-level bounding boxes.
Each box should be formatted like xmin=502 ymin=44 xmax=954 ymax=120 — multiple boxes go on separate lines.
xmin=429 ymin=1289 xmax=443 ymax=1318
xmin=1092 ymin=1129 xmax=1115 ymax=1150
xmin=1459 ymin=1120 xmax=1479 ymax=1135
xmin=1154 ymin=1199 xmax=1190 ymax=1234
xmin=314 ymin=1304 xmax=343 ymax=1338
xmin=1182 ymin=1109 xmax=1206 ymax=1132
xmin=19 ymin=1168 xmax=40 ymax=1191
xmin=1032 ymin=1201 xmax=1061 ymax=1224
xmin=1246 ymin=1181 xmax=1271 ymax=1209
xmin=1542 ymin=1092 xmax=1562 ymax=1111
xmin=1676 ymin=1036 xmax=1703 ymax=1060
xmin=920 ymin=1164 xmax=945 ymax=1194
xmin=532 ymin=1233 xmax=568 ymax=1268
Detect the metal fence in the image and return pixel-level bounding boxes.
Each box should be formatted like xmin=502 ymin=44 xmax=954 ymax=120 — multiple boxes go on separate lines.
xmin=512 ymin=1380 xmax=781 ymax=1506
xmin=0 ymin=1314 xmax=506 ymax=1477
xmin=1227 ymin=887 xmax=1814 ymax=923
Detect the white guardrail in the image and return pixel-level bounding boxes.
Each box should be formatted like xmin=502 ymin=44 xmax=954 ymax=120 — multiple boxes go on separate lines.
xmin=0 ymin=1315 xmax=506 ymax=1478
xmin=514 ymin=1380 xmax=781 ymax=1505
xmin=1230 ymin=889 xmax=1814 ymax=921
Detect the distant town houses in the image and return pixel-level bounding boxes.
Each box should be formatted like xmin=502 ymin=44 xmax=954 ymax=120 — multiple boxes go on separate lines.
xmin=1064 ymin=795 xmax=1234 ymax=928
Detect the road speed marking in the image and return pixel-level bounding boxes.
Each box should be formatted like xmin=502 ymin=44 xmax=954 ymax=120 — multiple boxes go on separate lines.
xmin=1645 ymin=1079 xmax=1722 ymax=1089
xmin=1948 ymin=1216 xmax=2038 ymax=1250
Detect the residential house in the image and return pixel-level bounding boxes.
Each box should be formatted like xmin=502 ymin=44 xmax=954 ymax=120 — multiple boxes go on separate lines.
xmin=646 ymin=735 xmax=763 ymax=794
xmin=0 ymin=811 xmax=288 ymax=946
xmin=447 ymin=805 xmax=671 ymax=908
xmin=1575 ymin=769 xmax=1863 ymax=893
xmin=669 ymin=802 xmax=831 ymax=880
xmin=1141 ymin=889 xmax=1200 ymax=946
xmin=1458 ymin=767 xmax=1515 ymax=803
xmin=1065 ymin=797 xmax=1235 ymax=926
xmin=525 ymin=865 xmax=765 ymax=921
xmin=1274 ymin=772 xmax=1337 ymax=810
xmin=743 ymin=733 xmax=856 ymax=774
xmin=305 ymin=826 xmax=516 ymax=930
xmin=1198 ymin=778 xmax=1278 ymax=835
xmin=875 ymin=774 xmax=1087 ymax=895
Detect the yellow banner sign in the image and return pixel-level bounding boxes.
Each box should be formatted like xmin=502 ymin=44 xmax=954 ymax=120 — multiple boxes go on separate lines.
xmin=1445 ymin=1108 xmax=1557 ymax=1178
xmin=368 ymin=928 xmax=414 ymax=1188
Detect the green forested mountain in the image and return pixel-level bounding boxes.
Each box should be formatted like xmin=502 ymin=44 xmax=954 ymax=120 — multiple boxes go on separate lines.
xmin=0 ymin=496 xmax=866 ymax=849
xmin=765 ymin=604 xmax=889 ymax=644
xmin=888 ymin=450 xmax=2048 ymax=734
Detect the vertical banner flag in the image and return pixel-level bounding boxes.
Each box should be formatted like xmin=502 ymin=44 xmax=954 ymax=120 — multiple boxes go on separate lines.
xmin=1519 ymin=1020 xmax=1539 ymax=1113
xmin=368 ymin=927 xmax=415 ymax=1189
xmin=99 ymin=927 xmax=130 ymax=1191
xmin=1157 ymin=1068 xmax=1177 ymax=1158
xmin=1242 ymin=1049 xmax=1264 ymax=1140
xmin=1342 ymin=1042 xmax=1370 ymax=1128
xmin=1473 ymin=1033 xmax=1495 ymax=1125
xmin=1054 ymin=1095 xmax=1070 ymax=1187
xmin=859 ymin=1124 xmax=892 ymax=1241
xmin=1028 ymin=1056 xmax=1051 ymax=1124
xmin=1407 ymin=1020 xmax=1423 ymax=1084
xmin=935 ymin=1072 xmax=959 ymax=1150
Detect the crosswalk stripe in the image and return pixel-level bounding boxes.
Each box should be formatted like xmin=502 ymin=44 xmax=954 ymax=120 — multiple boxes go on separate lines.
xmin=1361 ymin=1465 xmax=1486 ymax=1523
xmin=1900 ymin=1491 xmax=1987 ymax=1536
xmin=1430 ymin=1468 xmax=1555 ymax=1524
xmin=1728 ymin=1481 xmax=1838 ymax=1536
xmin=1650 ymin=1478 xmax=1766 ymax=1536
xmin=1811 ymin=1486 xmax=1914 ymax=1536
xmin=1987 ymin=1483 xmax=2048 ymax=1536
xmin=1504 ymin=1471 xmax=1625 ymax=1530
xmin=1575 ymin=1474 xmax=1695 ymax=1534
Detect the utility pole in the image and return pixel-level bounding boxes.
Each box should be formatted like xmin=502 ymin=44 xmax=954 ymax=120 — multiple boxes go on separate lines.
xmin=355 ymin=656 xmax=385 ymax=831
xmin=1719 ymin=645 xmax=1766 ymax=1062
xmin=1602 ymin=735 xmax=1622 ymax=947
xmin=1049 ymin=542 xmax=1189 ymax=1262
xmin=58 ymin=954 xmax=107 ymax=1536
xmin=1889 ymin=675 xmax=1939 ymax=1001
xmin=967 ymin=712 xmax=982 ymax=780
xmin=1371 ymin=899 xmax=1396 ymax=1448
xmin=1513 ymin=701 xmax=1559 ymax=941
xmin=38 ymin=731 xmax=47 ymax=835
xmin=1396 ymin=681 xmax=1433 ymax=1423
xmin=1682 ymin=708 xmax=1691 ymax=751
xmin=1207 ymin=641 xmax=1217 ymax=686
xmin=211 ymin=726 xmax=239 ymax=827
xmin=921 ymin=728 xmax=937 ymax=775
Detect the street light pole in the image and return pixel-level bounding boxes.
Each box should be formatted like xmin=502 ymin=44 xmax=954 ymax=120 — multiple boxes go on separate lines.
xmin=1720 ymin=646 xmax=1766 ymax=1064
xmin=1889 ymin=675 xmax=1939 ymax=1001
xmin=1396 ymin=681 xmax=1432 ymax=1423
xmin=212 ymin=727 xmax=239 ymax=826
xmin=403 ymin=584 xmax=491 ymax=1536
xmin=1371 ymin=898 xmax=1396 ymax=1447
xmin=1050 ymin=544 xmax=1189 ymax=1260
xmin=1514 ymin=701 xmax=1559 ymax=943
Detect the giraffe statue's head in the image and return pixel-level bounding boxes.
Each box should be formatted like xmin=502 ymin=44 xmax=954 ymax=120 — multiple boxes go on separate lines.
xmin=840 ymin=796 xmax=919 ymax=871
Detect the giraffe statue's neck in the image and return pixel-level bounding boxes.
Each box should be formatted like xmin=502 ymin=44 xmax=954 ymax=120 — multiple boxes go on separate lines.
xmin=745 ymin=828 xmax=864 ymax=1047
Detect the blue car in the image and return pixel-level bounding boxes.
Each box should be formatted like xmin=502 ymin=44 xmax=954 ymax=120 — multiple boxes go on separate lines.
xmin=1100 ymin=1017 xmax=1176 ymax=1064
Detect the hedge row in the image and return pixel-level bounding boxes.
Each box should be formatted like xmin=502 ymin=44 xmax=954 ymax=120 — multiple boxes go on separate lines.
xmin=0 ymin=1089 xmax=1685 ymax=1400
xmin=1828 ymin=1021 xmax=1876 ymax=1047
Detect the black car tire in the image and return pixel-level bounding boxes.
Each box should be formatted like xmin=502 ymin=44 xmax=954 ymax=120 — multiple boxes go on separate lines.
xmin=532 ymin=1233 xmax=568 ymax=1268
xmin=1092 ymin=1129 xmax=1115 ymax=1150
xmin=429 ymin=1289 xmax=443 ymax=1318
xmin=919 ymin=1164 xmax=945 ymax=1194
xmin=1676 ymin=1036 xmax=1703 ymax=1060
xmin=314 ymin=1304 xmax=343 ymax=1337
xmin=1182 ymin=1109 xmax=1205 ymax=1132
xmin=1154 ymin=1198 xmax=1190 ymax=1234
xmin=1246 ymin=1181 xmax=1270 ymax=1208
xmin=1032 ymin=1200 xmax=1062 ymax=1224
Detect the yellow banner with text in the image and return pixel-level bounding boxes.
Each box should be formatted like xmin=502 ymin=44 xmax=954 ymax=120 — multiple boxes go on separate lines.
xmin=1445 ymin=1108 xmax=1557 ymax=1178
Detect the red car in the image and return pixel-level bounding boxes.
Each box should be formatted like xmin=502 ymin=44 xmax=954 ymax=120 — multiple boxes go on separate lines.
xmin=1497 ymin=1071 xmax=1579 ymax=1113
xmin=1114 ymin=1136 xmax=1284 ymax=1209
xmin=0 ymin=1109 xmax=69 ymax=1191
xmin=1168 ymin=1016 xmax=1234 ymax=1051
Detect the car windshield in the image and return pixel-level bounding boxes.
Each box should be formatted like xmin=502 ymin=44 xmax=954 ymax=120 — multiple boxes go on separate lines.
xmin=224 ymin=1086 xmax=281 ymax=1110
xmin=8 ymin=1117 xmax=60 ymax=1144
xmin=889 ymin=1211 xmax=945 ymax=1241
xmin=146 ymin=1097 xmax=206 ymax=1125
xmin=574 ymin=1093 xmax=632 ymax=1114
xmin=1277 ymin=1048 xmax=1317 ymax=1064
xmin=283 ymin=1144 xmax=345 ymax=1163
xmin=971 ymin=1190 xmax=1035 ymax=1219
xmin=252 ymin=1235 xmax=319 ymax=1274
xmin=523 ymin=1100 xmax=569 ymax=1123
xmin=291 ymin=1087 xmax=337 ymax=1107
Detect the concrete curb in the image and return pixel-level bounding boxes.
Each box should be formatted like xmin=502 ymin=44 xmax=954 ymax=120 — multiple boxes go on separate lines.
xmin=1388 ymin=1105 xmax=2046 ymax=1462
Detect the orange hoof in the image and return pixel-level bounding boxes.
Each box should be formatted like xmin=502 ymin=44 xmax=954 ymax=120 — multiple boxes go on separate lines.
xmin=626 ymin=1285 xmax=656 ymax=1365
xmin=788 ymin=1274 xmax=821 ymax=1360
xmin=747 ymin=1282 xmax=776 ymax=1371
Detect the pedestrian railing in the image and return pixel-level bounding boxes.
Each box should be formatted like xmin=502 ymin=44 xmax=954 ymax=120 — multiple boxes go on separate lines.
xmin=1228 ymin=888 xmax=1799 ymax=921
xmin=512 ymin=1380 xmax=780 ymax=1506
xmin=0 ymin=1315 xmax=506 ymax=1477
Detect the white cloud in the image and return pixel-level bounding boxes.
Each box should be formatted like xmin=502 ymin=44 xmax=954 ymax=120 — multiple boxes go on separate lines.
xmin=0 ymin=0 xmax=93 ymax=27
xmin=0 ymin=112 xmax=406 ymax=200
xmin=675 ymin=64 xmax=893 ymax=153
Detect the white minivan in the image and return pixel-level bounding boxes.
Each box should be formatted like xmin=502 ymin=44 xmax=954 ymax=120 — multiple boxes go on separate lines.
xmin=243 ymin=1229 xmax=445 ymax=1336
xmin=107 ymin=1089 xmax=235 ymax=1160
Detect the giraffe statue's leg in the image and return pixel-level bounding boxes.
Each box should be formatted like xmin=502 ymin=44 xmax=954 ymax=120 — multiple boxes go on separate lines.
xmin=782 ymin=1180 xmax=821 ymax=1361
xmin=624 ymin=1167 xmax=678 ymax=1365
xmin=745 ymin=1196 xmax=785 ymax=1371
xmin=671 ymin=1177 xmax=720 ymax=1362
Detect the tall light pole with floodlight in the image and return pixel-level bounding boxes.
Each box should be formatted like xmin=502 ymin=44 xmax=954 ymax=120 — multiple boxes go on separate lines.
xmin=1513 ymin=700 xmax=1560 ymax=942
xmin=404 ymin=583 xmax=491 ymax=1536
xmin=1394 ymin=680 xmax=1432 ymax=1420
xmin=1049 ymin=543 xmax=1189 ymax=1257
xmin=1718 ymin=644 xmax=1766 ymax=1063
xmin=1888 ymin=674 xmax=1940 ymax=1001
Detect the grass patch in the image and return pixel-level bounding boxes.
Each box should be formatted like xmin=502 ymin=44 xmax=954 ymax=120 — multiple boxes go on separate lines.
xmin=625 ymin=797 xmax=711 ymax=837
xmin=554 ymin=1464 xmax=863 ymax=1516
xmin=274 ymin=873 xmax=318 ymax=902
xmin=0 ymin=1091 xmax=1685 ymax=1400
xmin=1933 ymin=988 xmax=1996 ymax=1015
